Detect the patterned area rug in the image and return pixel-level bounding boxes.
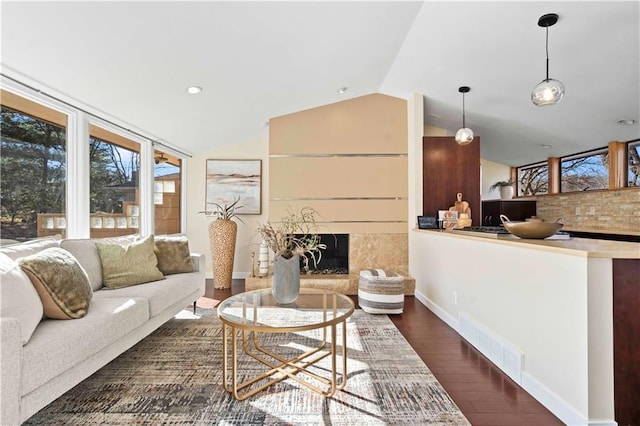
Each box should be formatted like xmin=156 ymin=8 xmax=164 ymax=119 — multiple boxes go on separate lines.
xmin=25 ymin=308 xmax=470 ymax=425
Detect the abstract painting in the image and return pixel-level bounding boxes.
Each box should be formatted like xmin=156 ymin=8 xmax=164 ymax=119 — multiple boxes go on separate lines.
xmin=206 ymin=159 xmax=261 ymax=215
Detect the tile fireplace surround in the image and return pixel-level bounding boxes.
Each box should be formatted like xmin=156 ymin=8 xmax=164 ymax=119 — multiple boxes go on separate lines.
xmin=246 ymin=233 xmax=415 ymax=295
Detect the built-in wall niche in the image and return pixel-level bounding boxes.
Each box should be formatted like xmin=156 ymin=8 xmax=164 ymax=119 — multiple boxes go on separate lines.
xmin=296 ymin=233 xmax=349 ymax=274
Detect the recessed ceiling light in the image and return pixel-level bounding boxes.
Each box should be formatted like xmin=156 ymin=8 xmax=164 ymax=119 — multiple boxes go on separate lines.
xmin=540 ymin=144 xmax=552 ymax=149
xmin=617 ymin=119 xmax=636 ymax=125
xmin=337 ymin=87 xmax=348 ymax=94
xmin=186 ymin=86 xmax=202 ymax=95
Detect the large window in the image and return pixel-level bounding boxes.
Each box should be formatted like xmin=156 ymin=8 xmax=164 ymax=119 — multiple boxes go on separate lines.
xmin=561 ymin=148 xmax=608 ymax=192
xmin=89 ymin=126 xmax=140 ymax=238
xmin=629 ymin=140 xmax=640 ymax=187
xmin=1 ymin=102 xmax=67 ymax=242
xmin=517 ymin=162 xmax=548 ymax=196
xmin=2 ymin=88 xmax=186 ymax=239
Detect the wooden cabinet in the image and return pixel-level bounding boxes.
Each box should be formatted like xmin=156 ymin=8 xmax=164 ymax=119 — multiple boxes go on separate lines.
xmin=613 ymin=259 xmax=640 ymax=426
xmin=482 ymin=200 xmax=537 ymax=226
xmin=422 ymin=136 xmax=480 ymax=225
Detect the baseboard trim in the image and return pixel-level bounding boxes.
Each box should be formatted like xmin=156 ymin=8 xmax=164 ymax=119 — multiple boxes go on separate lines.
xmin=415 ymin=293 xmax=605 ymax=426
xmin=520 ymin=372 xmax=593 ymax=426
xmin=414 ymin=290 xmax=459 ymax=333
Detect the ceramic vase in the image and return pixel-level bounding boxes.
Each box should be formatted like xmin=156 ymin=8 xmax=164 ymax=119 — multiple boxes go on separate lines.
xmin=258 ymin=240 xmax=269 ymax=277
xmin=208 ymin=219 xmax=237 ymax=289
xmin=500 ymin=185 xmax=514 ymax=200
xmin=272 ymin=254 xmax=300 ymax=304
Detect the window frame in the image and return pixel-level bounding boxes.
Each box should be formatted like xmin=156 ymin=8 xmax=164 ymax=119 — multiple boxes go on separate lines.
xmin=559 ymin=147 xmax=609 ymax=193
xmin=1 ymin=76 xmax=186 ymax=239
xmin=517 ymin=160 xmax=549 ymax=196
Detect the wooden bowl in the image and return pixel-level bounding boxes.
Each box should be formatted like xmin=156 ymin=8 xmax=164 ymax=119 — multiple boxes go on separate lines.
xmin=500 ymin=215 xmax=563 ymax=239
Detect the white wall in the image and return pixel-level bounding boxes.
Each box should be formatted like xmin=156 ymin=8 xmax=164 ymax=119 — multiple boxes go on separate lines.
xmin=481 ymin=158 xmax=512 ymax=200
xmin=409 ymin=230 xmax=615 ymax=425
xmin=185 ymin=134 xmax=269 ymax=278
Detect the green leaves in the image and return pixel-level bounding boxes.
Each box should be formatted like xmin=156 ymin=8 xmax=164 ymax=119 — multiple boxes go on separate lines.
xmin=199 ymin=196 xmax=245 ymax=223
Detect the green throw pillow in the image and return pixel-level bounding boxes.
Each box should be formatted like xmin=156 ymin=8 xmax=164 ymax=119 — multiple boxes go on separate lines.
xmin=96 ymin=235 xmax=165 ymax=289
xmin=17 ymin=247 xmax=92 ymax=320
xmin=154 ymin=235 xmax=194 ymax=275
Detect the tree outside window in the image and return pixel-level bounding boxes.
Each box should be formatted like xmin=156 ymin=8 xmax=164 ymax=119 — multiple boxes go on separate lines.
xmin=0 ymin=106 xmax=66 ymax=241
xmin=561 ymin=149 xmax=608 ymax=192
xmin=629 ymin=141 xmax=640 ymax=187
xmin=89 ymin=133 xmax=140 ymax=238
xmin=518 ymin=162 xmax=548 ymax=196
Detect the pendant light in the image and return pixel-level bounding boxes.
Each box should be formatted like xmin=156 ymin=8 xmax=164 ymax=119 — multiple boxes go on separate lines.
xmin=531 ymin=13 xmax=564 ymax=106
xmin=455 ymin=86 xmax=474 ymax=145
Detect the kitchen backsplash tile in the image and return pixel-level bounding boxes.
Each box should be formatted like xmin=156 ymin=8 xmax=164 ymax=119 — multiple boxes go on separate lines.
xmin=534 ymin=189 xmax=640 ymax=230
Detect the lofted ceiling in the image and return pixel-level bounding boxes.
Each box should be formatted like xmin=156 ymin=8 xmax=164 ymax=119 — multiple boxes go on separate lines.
xmin=1 ymin=1 xmax=638 ymax=167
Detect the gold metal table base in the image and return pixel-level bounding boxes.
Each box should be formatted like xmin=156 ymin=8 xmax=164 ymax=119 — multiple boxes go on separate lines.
xmin=221 ymin=320 xmax=348 ymax=400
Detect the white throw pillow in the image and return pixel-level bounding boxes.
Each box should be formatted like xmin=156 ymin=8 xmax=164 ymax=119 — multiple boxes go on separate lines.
xmin=0 ymin=252 xmax=44 ymax=345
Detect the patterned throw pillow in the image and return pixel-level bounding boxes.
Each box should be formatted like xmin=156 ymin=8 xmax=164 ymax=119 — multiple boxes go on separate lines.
xmin=17 ymin=247 xmax=92 ymax=320
xmin=154 ymin=235 xmax=193 ymax=275
xmin=96 ymin=235 xmax=165 ymax=289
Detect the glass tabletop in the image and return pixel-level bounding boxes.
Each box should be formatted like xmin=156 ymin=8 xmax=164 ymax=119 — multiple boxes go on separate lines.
xmin=217 ymin=288 xmax=355 ymax=332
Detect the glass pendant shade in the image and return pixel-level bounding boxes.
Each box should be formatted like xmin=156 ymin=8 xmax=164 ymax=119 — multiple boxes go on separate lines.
xmin=455 ymin=86 xmax=473 ymax=145
xmin=532 ymin=78 xmax=564 ymax=106
xmin=532 ymin=13 xmax=564 ymax=106
xmin=455 ymin=127 xmax=474 ymax=145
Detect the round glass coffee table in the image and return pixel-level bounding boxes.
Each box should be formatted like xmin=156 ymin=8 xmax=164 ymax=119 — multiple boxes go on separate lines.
xmin=217 ymin=288 xmax=355 ymax=400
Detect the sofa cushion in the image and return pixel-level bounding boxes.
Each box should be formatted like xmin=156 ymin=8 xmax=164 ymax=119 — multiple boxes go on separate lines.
xmin=96 ymin=235 xmax=164 ymax=289
xmin=17 ymin=248 xmax=92 ymax=320
xmin=0 ymin=253 xmax=44 ymax=344
xmin=154 ymin=235 xmax=194 ymax=275
xmin=0 ymin=238 xmax=60 ymax=261
xmin=60 ymin=235 xmax=139 ymax=291
xmin=21 ymin=296 xmax=149 ymax=395
xmin=93 ymin=272 xmax=199 ymax=318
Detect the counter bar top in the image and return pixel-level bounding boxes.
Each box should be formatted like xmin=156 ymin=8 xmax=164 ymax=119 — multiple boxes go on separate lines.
xmin=562 ymin=226 xmax=640 ymax=237
xmin=414 ymin=228 xmax=640 ymax=259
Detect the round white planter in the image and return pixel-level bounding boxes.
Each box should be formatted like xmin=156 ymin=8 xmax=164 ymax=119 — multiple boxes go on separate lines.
xmin=500 ymin=186 xmax=514 ymax=200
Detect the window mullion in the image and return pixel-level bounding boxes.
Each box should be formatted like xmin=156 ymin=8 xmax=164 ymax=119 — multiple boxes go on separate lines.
xmin=608 ymin=141 xmax=627 ymax=189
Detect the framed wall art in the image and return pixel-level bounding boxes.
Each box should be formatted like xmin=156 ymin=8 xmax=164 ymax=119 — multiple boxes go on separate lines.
xmin=206 ymin=159 xmax=262 ymax=215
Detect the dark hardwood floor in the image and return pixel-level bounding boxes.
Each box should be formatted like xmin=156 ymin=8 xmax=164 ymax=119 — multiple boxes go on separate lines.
xmin=202 ymin=280 xmax=564 ymax=425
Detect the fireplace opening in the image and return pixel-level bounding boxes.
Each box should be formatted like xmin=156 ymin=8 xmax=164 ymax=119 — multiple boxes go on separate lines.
xmin=296 ymin=233 xmax=349 ymax=275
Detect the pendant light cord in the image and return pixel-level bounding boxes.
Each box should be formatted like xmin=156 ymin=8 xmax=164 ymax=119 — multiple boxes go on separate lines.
xmin=462 ymin=92 xmax=466 ymax=128
xmin=545 ymin=27 xmax=550 ymax=81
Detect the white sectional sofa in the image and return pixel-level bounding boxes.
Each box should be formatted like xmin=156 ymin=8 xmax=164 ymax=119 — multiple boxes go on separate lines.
xmin=0 ymin=235 xmax=205 ymax=425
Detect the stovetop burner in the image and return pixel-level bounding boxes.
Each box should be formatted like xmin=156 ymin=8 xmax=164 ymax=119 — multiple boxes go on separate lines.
xmin=463 ymin=226 xmax=510 ymax=234
xmin=450 ymin=226 xmax=515 ymax=239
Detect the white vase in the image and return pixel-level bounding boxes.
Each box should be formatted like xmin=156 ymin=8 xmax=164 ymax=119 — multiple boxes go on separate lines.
xmin=500 ymin=186 xmax=514 ymax=200
xmin=258 ymin=240 xmax=269 ymax=277
xmin=272 ymin=254 xmax=300 ymax=304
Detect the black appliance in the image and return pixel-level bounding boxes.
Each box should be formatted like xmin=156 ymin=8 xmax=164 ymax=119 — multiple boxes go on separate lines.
xmin=482 ymin=200 xmax=537 ymax=226
xmin=450 ymin=226 xmax=515 ymax=239
xmin=417 ymin=216 xmax=438 ymax=229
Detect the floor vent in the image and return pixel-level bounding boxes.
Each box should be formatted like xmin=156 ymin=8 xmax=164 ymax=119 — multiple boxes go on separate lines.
xmin=459 ymin=312 xmax=523 ymax=384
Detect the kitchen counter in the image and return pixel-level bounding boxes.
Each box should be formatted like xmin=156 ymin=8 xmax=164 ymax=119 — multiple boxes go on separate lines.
xmin=409 ymin=228 xmax=639 ymax=425
xmin=416 ymin=228 xmax=640 ymax=259
xmin=562 ymin=226 xmax=640 ymax=237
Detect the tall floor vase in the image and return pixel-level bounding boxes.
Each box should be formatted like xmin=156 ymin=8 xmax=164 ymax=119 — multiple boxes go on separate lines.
xmin=272 ymin=255 xmax=300 ymax=304
xmin=209 ymin=219 xmax=237 ymax=289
